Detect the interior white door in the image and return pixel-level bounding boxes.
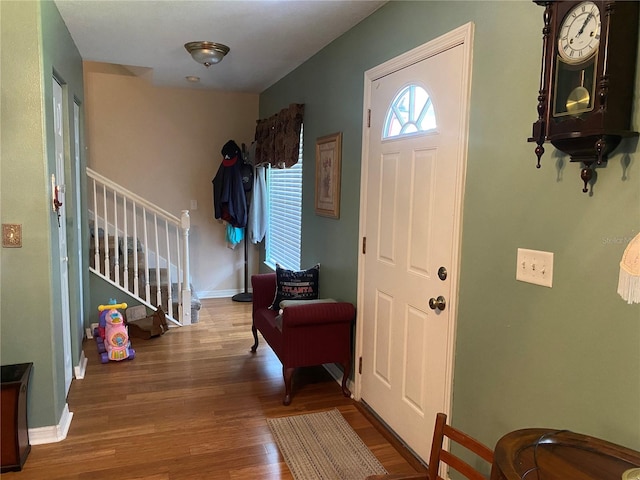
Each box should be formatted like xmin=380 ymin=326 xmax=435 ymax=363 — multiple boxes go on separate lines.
xmin=73 ymin=101 xmax=85 ymax=331
xmin=53 ymin=77 xmax=73 ymax=395
xmin=359 ymin=26 xmax=471 ymax=462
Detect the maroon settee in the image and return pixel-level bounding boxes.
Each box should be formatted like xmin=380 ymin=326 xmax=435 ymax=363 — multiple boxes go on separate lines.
xmin=250 ymin=273 xmax=355 ymax=405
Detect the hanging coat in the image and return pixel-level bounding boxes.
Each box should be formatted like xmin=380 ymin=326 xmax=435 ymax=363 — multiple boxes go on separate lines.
xmin=248 ymin=165 xmax=267 ymax=243
xmin=212 ymin=141 xmax=247 ymax=228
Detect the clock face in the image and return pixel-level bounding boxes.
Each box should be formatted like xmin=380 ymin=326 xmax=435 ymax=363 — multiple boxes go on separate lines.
xmin=558 ymin=1 xmax=601 ymax=64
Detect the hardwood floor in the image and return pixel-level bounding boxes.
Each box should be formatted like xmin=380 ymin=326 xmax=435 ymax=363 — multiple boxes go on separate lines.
xmin=7 ymin=298 xmax=424 ymax=479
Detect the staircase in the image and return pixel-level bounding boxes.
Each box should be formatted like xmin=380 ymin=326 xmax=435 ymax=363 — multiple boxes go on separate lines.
xmin=87 ymin=168 xmax=199 ymax=326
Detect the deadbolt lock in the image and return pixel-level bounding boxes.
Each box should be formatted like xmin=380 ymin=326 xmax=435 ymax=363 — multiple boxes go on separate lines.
xmin=438 ymin=267 xmax=447 ymax=281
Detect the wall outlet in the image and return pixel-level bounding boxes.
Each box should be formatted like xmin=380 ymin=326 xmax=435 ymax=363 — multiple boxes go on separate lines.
xmin=516 ymin=248 xmax=554 ymax=288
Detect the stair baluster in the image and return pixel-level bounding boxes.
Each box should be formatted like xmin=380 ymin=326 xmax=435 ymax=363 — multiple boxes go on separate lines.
xmin=165 ymin=219 xmax=172 ymax=317
xmin=113 ymin=189 xmax=120 ymax=286
xmin=92 ymin=179 xmax=100 ymax=271
xmin=122 ymin=196 xmax=129 ymax=291
xmin=143 ymin=208 xmax=150 ymax=304
xmin=132 ymin=199 xmax=139 ymax=297
xmin=87 ymin=168 xmax=195 ymax=326
xmin=180 ymin=210 xmax=191 ymax=325
xmin=102 ymin=184 xmax=110 ymax=279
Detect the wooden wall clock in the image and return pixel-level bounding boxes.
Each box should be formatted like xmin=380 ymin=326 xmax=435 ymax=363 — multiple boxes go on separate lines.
xmin=530 ymin=1 xmax=639 ymax=193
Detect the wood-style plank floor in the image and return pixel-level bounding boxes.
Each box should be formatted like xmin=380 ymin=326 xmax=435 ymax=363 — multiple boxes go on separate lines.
xmin=6 ymin=298 xmax=424 ymax=479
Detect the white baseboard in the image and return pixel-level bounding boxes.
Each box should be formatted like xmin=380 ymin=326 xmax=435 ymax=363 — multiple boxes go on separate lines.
xmin=86 ymin=323 xmax=98 ymax=339
xmin=74 ymin=350 xmax=88 ymax=379
xmin=323 ymin=363 xmax=354 ymax=398
xmin=197 ymin=288 xmax=252 ymax=299
xmin=29 ymin=404 xmax=73 ymax=445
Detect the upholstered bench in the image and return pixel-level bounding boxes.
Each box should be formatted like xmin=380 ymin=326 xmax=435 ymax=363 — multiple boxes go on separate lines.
xmin=250 ymin=272 xmax=355 ymax=405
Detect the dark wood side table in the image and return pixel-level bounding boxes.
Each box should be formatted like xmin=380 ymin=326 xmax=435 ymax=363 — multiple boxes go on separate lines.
xmin=1 ymin=363 xmax=33 ymax=472
xmin=490 ymin=428 xmax=640 ymax=480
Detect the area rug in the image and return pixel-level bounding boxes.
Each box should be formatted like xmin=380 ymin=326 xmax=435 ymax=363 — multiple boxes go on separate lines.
xmin=267 ymin=409 xmax=387 ymax=480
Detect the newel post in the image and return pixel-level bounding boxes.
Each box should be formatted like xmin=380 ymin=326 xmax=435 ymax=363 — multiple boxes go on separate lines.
xmin=180 ymin=210 xmax=191 ymax=325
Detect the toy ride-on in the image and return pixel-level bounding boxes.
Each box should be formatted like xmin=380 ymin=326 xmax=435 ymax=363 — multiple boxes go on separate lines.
xmin=94 ymin=301 xmax=135 ymax=364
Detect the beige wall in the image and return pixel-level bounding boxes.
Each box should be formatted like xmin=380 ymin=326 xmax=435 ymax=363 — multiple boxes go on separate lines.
xmin=84 ymin=62 xmax=259 ymax=297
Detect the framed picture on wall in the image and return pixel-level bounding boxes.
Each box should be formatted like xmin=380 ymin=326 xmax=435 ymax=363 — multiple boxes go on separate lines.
xmin=314 ymin=132 xmax=342 ymax=219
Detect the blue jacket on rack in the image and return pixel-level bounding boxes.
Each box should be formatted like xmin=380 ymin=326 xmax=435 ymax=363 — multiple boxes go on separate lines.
xmin=213 ymin=141 xmax=247 ymax=228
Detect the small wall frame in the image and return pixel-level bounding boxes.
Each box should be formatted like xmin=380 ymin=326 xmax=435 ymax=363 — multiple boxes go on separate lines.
xmin=314 ymin=132 xmax=342 ymax=218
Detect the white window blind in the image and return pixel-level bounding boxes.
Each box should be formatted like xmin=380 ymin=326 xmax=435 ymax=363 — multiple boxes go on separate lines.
xmin=265 ymin=128 xmax=303 ymax=271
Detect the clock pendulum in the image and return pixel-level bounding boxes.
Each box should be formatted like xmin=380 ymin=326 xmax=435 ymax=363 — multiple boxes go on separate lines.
xmin=565 ymin=71 xmax=590 ymax=115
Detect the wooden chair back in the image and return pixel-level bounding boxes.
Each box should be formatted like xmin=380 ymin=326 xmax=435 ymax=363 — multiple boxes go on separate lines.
xmin=428 ymin=412 xmax=494 ymax=480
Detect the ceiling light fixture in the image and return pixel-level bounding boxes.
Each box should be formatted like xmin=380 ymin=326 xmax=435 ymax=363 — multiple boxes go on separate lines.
xmin=184 ymin=41 xmax=230 ymax=67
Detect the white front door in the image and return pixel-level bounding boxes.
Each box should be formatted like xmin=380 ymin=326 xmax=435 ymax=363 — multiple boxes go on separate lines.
xmin=53 ymin=77 xmax=73 ymax=395
xmin=358 ymin=24 xmax=473 ymax=462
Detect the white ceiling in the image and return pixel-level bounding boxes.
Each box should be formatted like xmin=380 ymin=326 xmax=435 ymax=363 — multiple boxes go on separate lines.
xmin=54 ymin=0 xmax=387 ymax=93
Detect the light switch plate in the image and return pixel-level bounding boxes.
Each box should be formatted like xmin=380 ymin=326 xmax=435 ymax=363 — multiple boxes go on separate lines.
xmin=516 ymin=248 xmax=553 ymax=288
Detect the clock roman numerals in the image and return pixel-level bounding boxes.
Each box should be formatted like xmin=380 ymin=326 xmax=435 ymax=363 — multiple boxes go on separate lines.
xmin=557 ymin=7 xmax=600 ymax=65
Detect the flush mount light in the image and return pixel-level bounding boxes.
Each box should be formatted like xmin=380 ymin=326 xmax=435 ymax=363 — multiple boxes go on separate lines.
xmin=185 ymin=76 xmax=200 ymax=83
xmin=184 ymin=41 xmax=230 ymax=67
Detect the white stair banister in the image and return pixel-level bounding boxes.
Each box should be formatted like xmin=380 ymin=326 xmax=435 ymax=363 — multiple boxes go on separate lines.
xmin=92 ymin=179 xmax=99 ymax=269
xmin=123 ymin=197 xmax=128 ymax=290
xmin=113 ymin=189 xmax=119 ymax=285
xmin=132 ymin=200 xmax=139 ymax=297
xmin=181 ymin=210 xmax=191 ymax=325
xmin=143 ymin=208 xmax=150 ymax=303
xmin=165 ymin=219 xmax=172 ymax=317
xmin=175 ymin=226 xmax=183 ymax=318
xmin=87 ymin=168 xmax=191 ymax=327
xmin=102 ymin=184 xmax=110 ymax=279
xmin=154 ymin=213 xmax=161 ymax=308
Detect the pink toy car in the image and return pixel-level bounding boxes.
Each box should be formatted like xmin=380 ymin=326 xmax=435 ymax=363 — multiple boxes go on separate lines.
xmin=95 ymin=302 xmax=135 ymax=363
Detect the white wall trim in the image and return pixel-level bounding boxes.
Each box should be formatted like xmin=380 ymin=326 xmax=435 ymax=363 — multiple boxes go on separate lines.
xmin=29 ymin=404 xmax=73 ymax=445
xmin=74 ymin=350 xmax=88 ymax=379
xmin=197 ymin=288 xmax=251 ymax=299
xmin=323 ymin=363 xmax=354 ymax=398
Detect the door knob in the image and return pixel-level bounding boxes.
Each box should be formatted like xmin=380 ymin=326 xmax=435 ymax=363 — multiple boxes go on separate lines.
xmin=429 ymin=296 xmax=446 ymax=311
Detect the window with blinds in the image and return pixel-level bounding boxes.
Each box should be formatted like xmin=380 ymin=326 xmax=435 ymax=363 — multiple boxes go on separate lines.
xmin=265 ymin=129 xmax=303 ymax=271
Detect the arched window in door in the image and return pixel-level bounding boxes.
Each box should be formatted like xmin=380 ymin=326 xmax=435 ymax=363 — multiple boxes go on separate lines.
xmin=383 ymin=84 xmax=437 ymax=139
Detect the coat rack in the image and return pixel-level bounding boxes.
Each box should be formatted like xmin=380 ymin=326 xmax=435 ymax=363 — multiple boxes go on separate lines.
xmin=232 ymin=233 xmax=252 ymax=302
xmin=232 ymin=143 xmax=253 ymax=303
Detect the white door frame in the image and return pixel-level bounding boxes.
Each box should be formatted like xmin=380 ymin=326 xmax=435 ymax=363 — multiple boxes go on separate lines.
xmin=354 ymin=23 xmax=474 ymax=417
xmin=53 ymin=77 xmax=73 ymax=396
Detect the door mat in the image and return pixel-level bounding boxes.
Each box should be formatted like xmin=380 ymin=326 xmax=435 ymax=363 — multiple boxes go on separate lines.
xmin=267 ymin=409 xmax=387 ymax=480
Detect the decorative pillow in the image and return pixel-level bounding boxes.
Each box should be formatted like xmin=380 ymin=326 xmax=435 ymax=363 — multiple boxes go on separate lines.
xmin=270 ymin=263 xmax=320 ymax=310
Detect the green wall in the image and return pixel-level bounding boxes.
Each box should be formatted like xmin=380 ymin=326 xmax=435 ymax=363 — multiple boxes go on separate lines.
xmin=40 ymin=0 xmax=89 ymax=374
xmin=1 ymin=0 xmax=87 ymax=429
xmin=260 ymin=1 xmax=640 ymax=451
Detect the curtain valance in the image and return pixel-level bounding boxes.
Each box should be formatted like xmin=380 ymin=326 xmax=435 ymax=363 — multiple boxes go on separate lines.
xmin=254 ymin=103 xmax=304 ymax=168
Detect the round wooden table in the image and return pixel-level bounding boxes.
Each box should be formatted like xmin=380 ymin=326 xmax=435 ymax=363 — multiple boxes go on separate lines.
xmin=490 ymin=428 xmax=640 ymax=480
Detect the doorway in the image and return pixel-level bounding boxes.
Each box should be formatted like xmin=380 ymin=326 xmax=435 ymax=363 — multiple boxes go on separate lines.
xmin=356 ymin=23 xmax=474 ymax=461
